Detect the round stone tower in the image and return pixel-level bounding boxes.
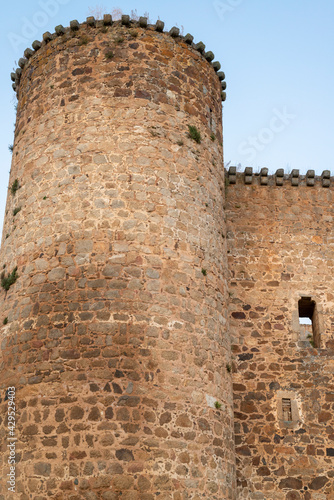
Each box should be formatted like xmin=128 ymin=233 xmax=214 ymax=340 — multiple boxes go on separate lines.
xmin=0 ymin=15 xmax=234 ymax=499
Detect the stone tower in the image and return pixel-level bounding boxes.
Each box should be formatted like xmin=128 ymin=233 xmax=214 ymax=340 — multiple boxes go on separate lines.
xmin=0 ymin=15 xmax=234 ymax=499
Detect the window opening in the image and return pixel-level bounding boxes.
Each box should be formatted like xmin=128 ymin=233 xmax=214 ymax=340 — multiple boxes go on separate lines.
xmin=282 ymin=398 xmax=292 ymax=421
xmin=298 ymin=297 xmax=320 ymax=347
xmin=209 ymin=108 xmax=213 ymax=130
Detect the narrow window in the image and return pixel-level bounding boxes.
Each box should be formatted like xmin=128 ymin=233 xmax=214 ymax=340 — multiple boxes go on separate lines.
xmin=298 ymin=297 xmax=320 ymax=347
xmin=209 ymin=108 xmax=213 ymax=130
xmin=282 ymin=398 xmax=292 ymax=421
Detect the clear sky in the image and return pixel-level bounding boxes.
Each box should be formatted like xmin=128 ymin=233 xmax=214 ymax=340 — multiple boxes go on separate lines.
xmin=1 ymin=0 xmax=334 ymax=237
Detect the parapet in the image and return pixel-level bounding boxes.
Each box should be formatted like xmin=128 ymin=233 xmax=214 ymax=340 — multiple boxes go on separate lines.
xmin=10 ymin=14 xmax=226 ymax=101
xmin=226 ymin=166 xmax=331 ymax=188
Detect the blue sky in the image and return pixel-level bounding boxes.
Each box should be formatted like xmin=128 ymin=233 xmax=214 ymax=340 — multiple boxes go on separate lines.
xmin=1 ymin=0 xmax=334 ymax=236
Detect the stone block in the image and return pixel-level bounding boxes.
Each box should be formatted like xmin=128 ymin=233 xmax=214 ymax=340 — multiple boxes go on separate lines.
xmin=32 ymin=40 xmax=42 ymax=50
xmin=24 ymin=48 xmax=34 ymax=59
xmin=55 ymin=25 xmax=65 ymax=35
xmin=169 ymin=27 xmax=180 ymax=37
xmin=121 ymin=15 xmax=130 ymax=25
xmin=18 ymin=58 xmax=27 ymax=69
xmin=322 ymin=170 xmax=330 ymax=186
xmin=103 ymin=14 xmax=112 ymax=25
xmin=291 ymin=170 xmax=299 ymax=186
xmin=205 ymin=51 xmax=215 ymax=62
xmin=43 ymin=32 xmax=52 ymax=42
xmin=244 ymin=167 xmax=253 ymax=184
xmin=139 ymin=17 xmax=147 ymax=28
xmin=184 ymin=33 xmax=194 ymax=44
xmin=195 ymin=42 xmax=206 ymax=54
xmin=70 ymin=20 xmax=80 ymax=31
xmin=155 ymin=20 xmax=165 ymax=32
xmin=260 ymin=169 xmax=268 ymax=185
xmin=86 ymin=16 xmax=96 ymax=26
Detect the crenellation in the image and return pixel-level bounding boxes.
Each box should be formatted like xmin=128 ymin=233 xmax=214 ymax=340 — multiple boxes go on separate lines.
xmin=121 ymin=14 xmax=130 ymax=26
xmin=42 ymin=31 xmax=52 ymax=42
xmin=291 ymin=168 xmax=299 ymax=186
xmin=155 ymin=19 xmax=165 ymax=31
xmin=32 ymin=39 xmax=42 ymax=50
xmin=244 ymin=166 xmax=253 ymax=184
xmin=139 ymin=16 xmax=148 ymax=28
xmin=306 ymin=169 xmax=315 ymax=186
xmin=228 ymin=166 xmax=237 ymax=184
xmin=23 ymin=48 xmax=34 ymax=59
xmin=195 ymin=41 xmax=206 ymax=53
xmin=11 ymin=17 xmax=226 ymax=103
xmin=205 ymin=50 xmax=215 ymax=62
xmin=227 ymin=169 xmax=334 ymax=188
xmin=70 ymin=19 xmax=80 ymax=30
xmin=86 ymin=16 xmax=96 ymax=27
xmin=322 ymin=169 xmax=331 ymax=187
xmin=260 ymin=167 xmax=268 ymax=185
xmin=103 ymin=14 xmax=112 ymax=26
xmin=18 ymin=57 xmax=27 ymax=68
xmin=184 ymin=33 xmax=194 ymax=44
xmin=55 ymin=24 xmax=65 ymax=36
xmin=169 ymin=26 xmax=180 ymax=37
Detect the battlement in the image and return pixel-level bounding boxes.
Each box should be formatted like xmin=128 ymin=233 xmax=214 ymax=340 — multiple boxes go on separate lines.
xmin=10 ymin=14 xmax=226 ymax=100
xmin=226 ymin=166 xmax=331 ymax=187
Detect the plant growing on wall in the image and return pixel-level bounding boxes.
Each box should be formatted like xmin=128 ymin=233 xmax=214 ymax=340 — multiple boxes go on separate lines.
xmin=1 ymin=267 xmax=18 ymax=291
xmin=188 ymin=125 xmax=201 ymax=144
xmin=11 ymin=179 xmax=19 ymax=195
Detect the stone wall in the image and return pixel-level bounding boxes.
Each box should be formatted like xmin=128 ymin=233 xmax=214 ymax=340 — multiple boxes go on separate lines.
xmin=0 ymin=17 xmax=235 ymax=499
xmin=226 ymin=172 xmax=334 ymax=499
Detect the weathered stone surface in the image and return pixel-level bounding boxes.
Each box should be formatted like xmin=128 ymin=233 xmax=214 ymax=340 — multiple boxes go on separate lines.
xmin=309 ymin=476 xmax=329 ymax=490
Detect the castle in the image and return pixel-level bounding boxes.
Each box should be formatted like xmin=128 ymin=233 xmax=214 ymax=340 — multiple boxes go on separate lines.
xmin=0 ymin=13 xmax=333 ymax=500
